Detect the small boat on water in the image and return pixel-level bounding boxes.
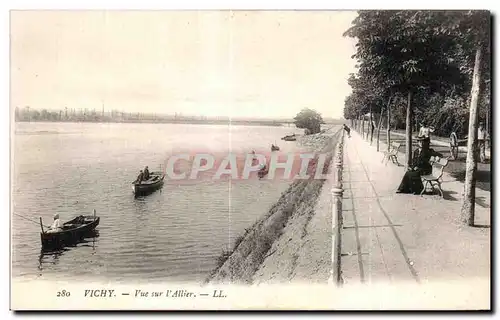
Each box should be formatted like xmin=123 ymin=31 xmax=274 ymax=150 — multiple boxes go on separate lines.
xmin=132 ymin=172 xmax=165 ymax=196
xmin=271 ymin=144 xmax=280 ymax=151
xmin=258 ymin=164 xmax=269 ymax=179
xmin=281 ymin=134 xmax=297 ymax=141
xmin=40 ymin=213 xmax=100 ymax=249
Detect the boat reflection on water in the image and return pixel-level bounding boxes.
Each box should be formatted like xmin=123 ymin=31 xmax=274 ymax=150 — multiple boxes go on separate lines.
xmin=38 ymin=230 xmax=100 ymax=271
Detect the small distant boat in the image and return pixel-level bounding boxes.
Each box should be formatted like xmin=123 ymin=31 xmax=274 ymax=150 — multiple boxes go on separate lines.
xmin=271 ymin=145 xmax=280 ymax=151
xmin=258 ymin=165 xmax=269 ymax=179
xmin=40 ymin=213 xmax=100 ymax=249
xmin=281 ymin=134 xmax=297 ymax=141
xmin=132 ymin=172 xmax=165 ymax=196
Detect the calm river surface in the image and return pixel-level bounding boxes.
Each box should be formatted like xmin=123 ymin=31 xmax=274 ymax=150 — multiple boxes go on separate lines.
xmin=12 ymin=122 xmax=310 ymax=283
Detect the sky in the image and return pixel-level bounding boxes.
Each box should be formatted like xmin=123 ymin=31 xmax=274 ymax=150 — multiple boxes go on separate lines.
xmin=10 ymin=10 xmax=358 ymax=119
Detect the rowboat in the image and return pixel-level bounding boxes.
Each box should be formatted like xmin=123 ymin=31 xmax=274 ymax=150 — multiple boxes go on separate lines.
xmin=271 ymin=145 xmax=280 ymax=151
xmin=132 ymin=172 xmax=165 ymax=196
xmin=40 ymin=213 xmax=100 ymax=249
xmin=281 ymin=134 xmax=297 ymax=141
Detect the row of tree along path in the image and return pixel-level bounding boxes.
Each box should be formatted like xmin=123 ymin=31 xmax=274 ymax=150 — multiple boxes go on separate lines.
xmin=342 ymin=10 xmax=490 ymax=226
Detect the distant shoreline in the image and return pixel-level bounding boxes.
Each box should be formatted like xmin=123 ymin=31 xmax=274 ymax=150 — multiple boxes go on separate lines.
xmin=15 ymin=119 xmax=292 ymax=127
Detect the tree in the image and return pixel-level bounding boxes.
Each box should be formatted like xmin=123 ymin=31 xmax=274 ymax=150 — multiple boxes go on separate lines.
xmin=343 ymin=10 xmax=490 ymax=226
xmin=344 ymin=11 xmax=472 ymax=168
xmin=293 ymin=108 xmax=324 ymax=134
xmin=376 ymin=96 xmax=390 ymax=152
xmin=458 ymin=11 xmax=490 ymax=226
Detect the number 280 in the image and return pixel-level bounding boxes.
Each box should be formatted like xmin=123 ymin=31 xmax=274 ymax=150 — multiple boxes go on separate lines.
xmin=57 ymin=290 xmax=71 ymax=297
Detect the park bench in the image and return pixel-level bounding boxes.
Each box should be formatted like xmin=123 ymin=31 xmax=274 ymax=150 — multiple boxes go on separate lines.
xmin=382 ymin=142 xmax=401 ymax=166
xmin=420 ymin=156 xmax=449 ymax=197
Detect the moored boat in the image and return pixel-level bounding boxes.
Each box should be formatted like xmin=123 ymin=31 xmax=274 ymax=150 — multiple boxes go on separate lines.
xmin=40 ymin=214 xmax=100 ymax=249
xmin=281 ymin=134 xmax=297 ymax=141
xmin=132 ymin=172 xmax=165 ymax=196
xmin=271 ymin=144 xmax=280 ymax=151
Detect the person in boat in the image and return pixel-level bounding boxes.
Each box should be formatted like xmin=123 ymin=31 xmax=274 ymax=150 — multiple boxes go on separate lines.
xmin=396 ymin=137 xmax=443 ymax=194
xmin=250 ymin=150 xmax=259 ymax=165
xmin=143 ymin=166 xmax=150 ymax=180
xmin=136 ymin=170 xmax=144 ymax=184
xmin=46 ymin=213 xmax=62 ymax=233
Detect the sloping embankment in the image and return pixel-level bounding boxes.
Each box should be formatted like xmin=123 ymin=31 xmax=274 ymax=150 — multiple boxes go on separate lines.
xmin=206 ymin=129 xmax=342 ymax=285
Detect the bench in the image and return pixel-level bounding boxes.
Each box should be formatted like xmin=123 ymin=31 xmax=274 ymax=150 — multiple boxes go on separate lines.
xmin=382 ymin=142 xmax=401 ymax=166
xmin=420 ymin=156 xmax=449 ymax=197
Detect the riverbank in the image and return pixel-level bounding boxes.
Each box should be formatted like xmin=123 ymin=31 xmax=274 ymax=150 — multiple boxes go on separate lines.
xmin=206 ymin=129 xmax=342 ymax=284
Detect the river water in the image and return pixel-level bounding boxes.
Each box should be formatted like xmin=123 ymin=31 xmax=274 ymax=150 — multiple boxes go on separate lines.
xmin=12 ymin=122 xmax=312 ymax=284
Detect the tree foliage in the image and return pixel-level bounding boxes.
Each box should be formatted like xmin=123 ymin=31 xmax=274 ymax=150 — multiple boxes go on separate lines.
xmin=343 ymin=10 xmax=491 ymax=137
xmin=293 ymin=108 xmax=324 ymax=134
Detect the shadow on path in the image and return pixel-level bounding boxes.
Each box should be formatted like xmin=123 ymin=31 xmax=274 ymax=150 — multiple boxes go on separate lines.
xmin=441 ymin=190 xmax=459 ymax=201
xmin=449 ymin=170 xmax=491 ymax=193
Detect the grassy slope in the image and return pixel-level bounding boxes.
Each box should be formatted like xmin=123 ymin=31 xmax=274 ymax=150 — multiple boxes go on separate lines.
xmin=205 ymin=130 xmax=341 ymax=284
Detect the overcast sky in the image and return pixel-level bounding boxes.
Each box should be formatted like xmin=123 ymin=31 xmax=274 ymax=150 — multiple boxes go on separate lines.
xmin=11 ymin=11 xmax=357 ymax=119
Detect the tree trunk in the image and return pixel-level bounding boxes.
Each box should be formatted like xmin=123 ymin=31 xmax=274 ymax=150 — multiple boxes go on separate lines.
xmin=377 ymin=96 xmax=391 ymax=152
xmin=486 ymin=109 xmax=489 ymax=133
xmin=369 ymin=106 xmax=374 ymax=144
xmin=376 ymin=108 xmax=384 ymax=152
xmin=405 ymin=91 xmax=413 ymax=169
xmin=461 ymin=46 xmax=482 ymax=226
xmin=386 ymin=98 xmax=391 ymax=151
xmin=485 ymin=108 xmax=489 ymax=150
xmin=361 ymin=116 xmax=365 ymax=139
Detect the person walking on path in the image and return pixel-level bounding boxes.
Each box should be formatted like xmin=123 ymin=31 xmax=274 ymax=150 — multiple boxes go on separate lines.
xmin=343 ymin=124 xmax=351 ymax=138
xmin=417 ymin=121 xmax=435 ymax=150
xmin=478 ymin=121 xmax=489 ymax=163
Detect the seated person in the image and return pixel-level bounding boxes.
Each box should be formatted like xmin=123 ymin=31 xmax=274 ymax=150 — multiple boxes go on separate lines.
xmin=396 ymin=138 xmax=443 ymax=194
xmin=46 ymin=213 xmax=63 ymax=233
